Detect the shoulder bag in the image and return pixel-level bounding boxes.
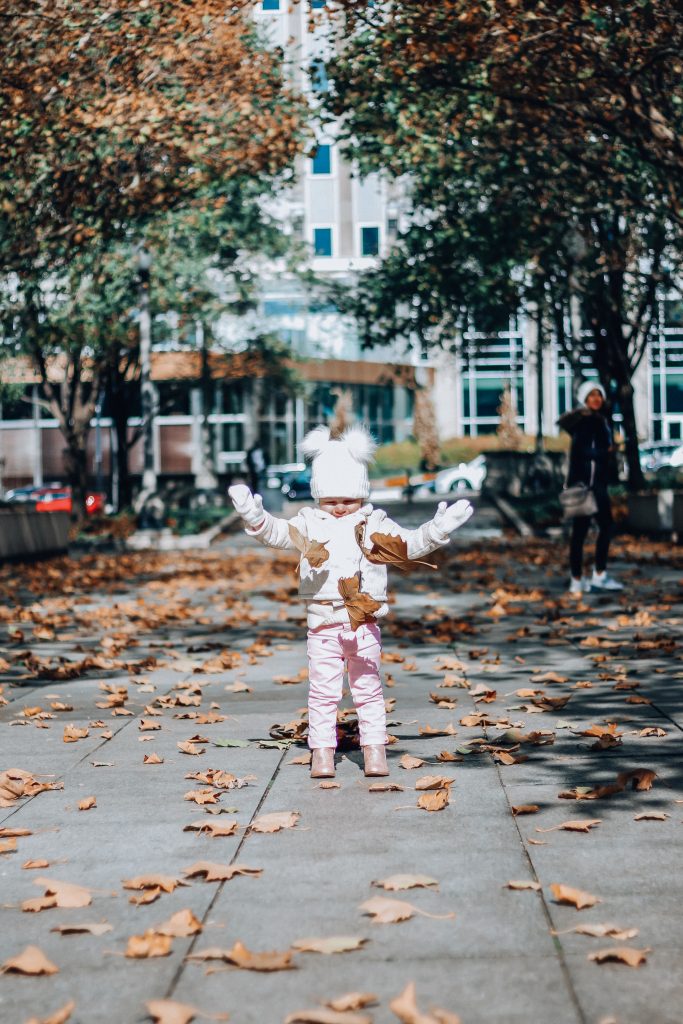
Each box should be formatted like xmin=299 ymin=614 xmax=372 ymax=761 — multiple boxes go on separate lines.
xmin=559 ymin=460 xmax=598 ymax=519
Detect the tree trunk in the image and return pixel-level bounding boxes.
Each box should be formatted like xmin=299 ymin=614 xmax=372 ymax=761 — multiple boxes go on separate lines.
xmin=196 ymin=321 xmax=218 ymax=490
xmin=62 ymin=431 xmax=89 ymax=526
xmin=617 ymin=379 xmax=646 ymax=492
xmin=112 ymin=404 xmax=133 ymax=509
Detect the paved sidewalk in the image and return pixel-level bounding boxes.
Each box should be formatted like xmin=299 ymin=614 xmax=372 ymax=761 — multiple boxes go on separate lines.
xmin=0 ymin=516 xmax=681 ymax=1024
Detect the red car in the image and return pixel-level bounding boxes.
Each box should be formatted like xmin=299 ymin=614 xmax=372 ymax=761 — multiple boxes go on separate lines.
xmin=32 ymin=486 xmax=105 ymax=516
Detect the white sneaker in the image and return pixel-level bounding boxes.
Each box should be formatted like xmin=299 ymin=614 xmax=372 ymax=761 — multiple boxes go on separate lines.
xmin=568 ymin=577 xmax=586 ymax=595
xmin=590 ymin=571 xmax=623 ymax=591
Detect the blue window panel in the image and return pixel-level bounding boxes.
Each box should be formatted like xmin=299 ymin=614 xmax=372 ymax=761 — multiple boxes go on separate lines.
xmin=311 ymin=0 xmax=326 ymax=8
xmin=262 ymin=0 xmax=280 ymax=9
xmin=361 ymin=226 xmax=380 ymax=256
xmin=310 ymin=59 xmax=329 ymax=92
xmin=264 ymin=300 xmax=304 ymax=317
xmin=313 ymin=228 xmax=332 ymax=257
xmin=311 ymin=145 xmax=331 ymax=175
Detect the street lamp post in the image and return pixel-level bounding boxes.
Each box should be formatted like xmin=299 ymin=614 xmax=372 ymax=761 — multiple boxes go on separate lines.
xmin=137 ymin=246 xmax=157 ymax=495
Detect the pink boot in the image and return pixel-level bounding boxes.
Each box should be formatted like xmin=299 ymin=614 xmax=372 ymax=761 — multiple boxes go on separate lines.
xmin=311 ymin=748 xmax=336 ymax=778
xmin=363 ymin=745 xmax=388 ymax=777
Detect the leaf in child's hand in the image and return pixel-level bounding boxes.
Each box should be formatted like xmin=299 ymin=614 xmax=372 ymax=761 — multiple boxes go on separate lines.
xmin=337 ymin=574 xmax=382 ymax=632
xmin=289 ymin=525 xmax=329 ymax=569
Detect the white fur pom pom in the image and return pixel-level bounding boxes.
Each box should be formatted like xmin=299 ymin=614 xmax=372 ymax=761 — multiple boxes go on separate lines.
xmin=341 ymin=425 xmax=377 ymax=465
xmin=299 ymin=425 xmax=331 ymax=462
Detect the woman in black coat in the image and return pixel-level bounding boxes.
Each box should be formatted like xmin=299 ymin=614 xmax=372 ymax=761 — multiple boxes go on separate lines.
xmin=558 ymin=381 xmax=623 ymax=595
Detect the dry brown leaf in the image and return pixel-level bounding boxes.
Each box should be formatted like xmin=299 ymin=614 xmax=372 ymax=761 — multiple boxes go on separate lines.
xmin=63 ymin=725 xmax=89 ymax=743
xmin=289 ymin=525 xmax=330 ymax=569
xmin=550 ymin=883 xmax=600 ymax=909
xmin=23 ymin=859 xmax=50 ymax=870
xmin=144 ymin=753 xmax=164 ymax=764
xmin=1 ymin=945 xmax=58 ymax=975
xmin=291 ymin=935 xmax=368 ymax=954
xmin=618 ymin=768 xmax=657 ymax=791
xmin=511 ymin=805 xmax=540 ymax=815
xmin=568 ymin=923 xmax=639 ymax=941
xmin=187 ymin=940 xmax=294 ymax=971
xmin=360 ymin=895 xmax=454 ymax=925
xmin=633 ymin=811 xmax=668 ymax=821
xmin=178 ymin=741 xmax=205 ymax=756
xmin=183 ymin=862 xmax=262 ymax=883
xmin=389 ymin=981 xmax=461 ymax=1024
xmin=250 ymin=811 xmax=300 ymax=833
xmin=184 ymin=789 xmax=220 ymax=805
xmin=125 ymin=930 xmax=173 ymax=958
xmin=154 ymin=909 xmax=203 ymax=938
xmin=399 ymin=755 xmax=425 ymax=770
xmin=122 ymin=874 xmax=187 ymax=894
xmin=337 ymin=574 xmax=382 ymax=631
xmin=588 ymin=947 xmax=650 ymax=967
xmin=318 ymin=781 xmax=340 ymax=790
xmin=183 ymin=819 xmax=239 ymax=838
xmin=417 ymin=789 xmax=450 ymax=812
xmin=372 ymin=874 xmax=439 ymax=892
xmin=25 ymin=1000 xmax=76 ymax=1024
xmin=360 ymin=529 xmax=437 ymax=572
xmin=326 ymin=993 xmax=378 ymax=1012
xmin=50 ymin=921 xmax=112 ymax=936
xmin=536 ymin=820 xmax=602 ymax=834
xmin=0 ymin=837 xmax=17 ymax=853
xmin=415 ymin=776 xmax=455 ymax=791
xmin=32 ymin=877 xmax=92 ymax=908
xmin=418 ymin=723 xmax=457 ymax=737
xmin=504 ymin=880 xmax=541 ymax=891
xmin=145 ymin=1000 xmax=228 ymax=1024
xmin=368 ymin=782 xmax=405 ymax=792
xmin=78 ymin=796 xmax=97 ymax=811
xmin=0 ymin=826 xmax=32 ymax=838
xmin=289 ymin=752 xmax=312 ymax=765
xmin=285 ymin=1010 xmax=371 ymax=1024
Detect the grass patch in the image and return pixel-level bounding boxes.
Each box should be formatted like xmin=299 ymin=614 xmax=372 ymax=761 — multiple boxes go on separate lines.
xmin=373 ymin=434 xmax=569 ymax=475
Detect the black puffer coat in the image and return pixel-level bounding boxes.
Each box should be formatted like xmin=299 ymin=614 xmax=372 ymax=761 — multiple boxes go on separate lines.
xmin=558 ymin=408 xmax=612 ymax=490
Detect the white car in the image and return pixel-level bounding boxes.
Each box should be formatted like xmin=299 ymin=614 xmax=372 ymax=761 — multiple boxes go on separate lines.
xmin=669 ymin=444 xmax=683 ymax=469
xmin=433 ymin=455 xmax=487 ymax=494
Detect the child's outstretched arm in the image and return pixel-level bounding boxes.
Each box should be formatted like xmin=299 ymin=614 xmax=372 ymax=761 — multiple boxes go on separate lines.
xmin=228 ymin=484 xmax=296 ymax=549
xmin=373 ymin=498 xmax=474 ymax=559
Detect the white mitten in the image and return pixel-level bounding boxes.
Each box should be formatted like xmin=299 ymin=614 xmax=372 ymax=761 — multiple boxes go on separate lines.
xmin=228 ymin=484 xmax=264 ymax=528
xmin=432 ymin=499 xmax=474 ymax=536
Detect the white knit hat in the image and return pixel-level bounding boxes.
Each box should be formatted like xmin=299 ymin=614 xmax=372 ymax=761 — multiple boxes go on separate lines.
xmin=299 ymin=424 xmax=377 ymax=500
xmin=577 ymin=380 xmax=607 ymax=406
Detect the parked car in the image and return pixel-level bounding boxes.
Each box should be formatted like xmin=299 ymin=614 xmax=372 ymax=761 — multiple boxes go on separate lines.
xmin=432 ymin=455 xmax=487 ymax=494
xmin=282 ymin=470 xmax=312 ymax=502
xmin=266 ymin=462 xmax=306 ymax=490
xmin=28 ymin=486 xmax=105 ymax=516
xmin=639 ymin=441 xmax=682 ymax=473
xmin=4 ymin=484 xmax=53 ymax=503
xmin=668 ymin=443 xmax=683 ymax=469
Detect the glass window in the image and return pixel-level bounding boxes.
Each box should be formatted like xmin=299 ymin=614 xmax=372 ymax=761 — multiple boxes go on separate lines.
xmin=222 ymin=422 xmax=244 ymax=452
xmin=221 ymin=382 xmax=244 ymax=415
xmin=664 ymin=299 xmax=683 ymax=328
xmin=262 ymin=0 xmax=279 ymax=8
xmin=310 ymin=59 xmax=329 ymax=92
xmin=264 ymin=300 xmax=304 ymax=317
xmin=157 ymin=381 xmax=191 ymax=416
xmin=652 ymin=374 xmax=662 ymax=414
xmin=665 ymin=374 xmax=683 ymax=413
xmin=361 ymin=226 xmax=380 ymax=256
xmin=313 ymin=227 xmax=332 ymax=256
xmin=311 ymin=0 xmax=326 ymax=7
xmin=475 ymin=379 xmax=505 ymax=418
xmin=311 ymin=145 xmax=331 ymax=175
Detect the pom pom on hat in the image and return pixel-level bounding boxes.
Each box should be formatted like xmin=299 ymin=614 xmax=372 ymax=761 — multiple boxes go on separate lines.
xmin=577 ymin=380 xmax=606 ymax=406
xmin=299 ymin=423 xmax=377 ymax=500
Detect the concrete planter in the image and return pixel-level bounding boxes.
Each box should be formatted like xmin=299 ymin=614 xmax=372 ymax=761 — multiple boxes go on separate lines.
xmin=627 ymin=490 xmax=676 ymax=533
xmin=0 ymin=508 xmax=70 ymax=560
xmin=482 ymin=450 xmax=567 ymax=498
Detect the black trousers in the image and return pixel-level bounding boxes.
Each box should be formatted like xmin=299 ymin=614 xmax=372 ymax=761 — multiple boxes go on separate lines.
xmin=569 ymin=490 xmax=613 ymax=578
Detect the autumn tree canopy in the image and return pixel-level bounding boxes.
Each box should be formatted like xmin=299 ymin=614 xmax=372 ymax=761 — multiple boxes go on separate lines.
xmin=321 ymin=0 xmax=683 ymax=488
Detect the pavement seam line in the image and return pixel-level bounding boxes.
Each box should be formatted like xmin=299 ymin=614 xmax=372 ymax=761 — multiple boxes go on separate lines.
xmin=163 ymin=742 xmax=291 ymax=1000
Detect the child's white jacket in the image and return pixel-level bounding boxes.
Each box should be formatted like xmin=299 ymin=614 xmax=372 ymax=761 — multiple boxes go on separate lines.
xmin=246 ymin=503 xmax=450 ymax=629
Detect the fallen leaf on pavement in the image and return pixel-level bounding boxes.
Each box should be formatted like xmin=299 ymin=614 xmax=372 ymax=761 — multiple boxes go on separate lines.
xmin=125 ymin=930 xmax=173 ymax=958
xmin=550 ymin=884 xmax=600 ymax=909
xmin=319 ymin=781 xmax=340 ymax=790
xmin=186 ymin=941 xmax=294 ymax=971
xmin=285 ymin=1010 xmax=371 ymax=1024
xmin=184 ymin=789 xmax=220 ymax=805
xmin=50 ymin=922 xmax=112 ymax=936
xmin=178 ymin=741 xmax=205 ymax=756
xmin=183 ymin=820 xmax=239 ymax=838
xmin=563 ymin=923 xmax=639 ymax=941
xmin=417 ymin=789 xmax=450 ymax=812
xmin=327 ymin=993 xmax=378 ymax=1012
xmin=63 ymin=725 xmax=89 ymax=743
xmin=155 ymin=909 xmax=203 ymax=937
xmin=1 ymin=945 xmax=59 ymax=975
xmin=372 ymin=874 xmax=439 ymax=892
xmin=289 ymin=753 xmax=312 ymax=765
xmin=183 ymin=863 xmax=262 ymax=882
xmin=249 ymin=811 xmax=300 ymax=833
xmin=368 ymin=782 xmax=405 ymax=792
xmin=145 ymin=1000 xmax=229 ymax=1024
xmin=292 ymin=936 xmax=368 ymax=954
xmin=504 ymin=880 xmax=541 ymax=891
xmin=23 ymin=859 xmax=50 ymax=870
xmin=32 ymin=877 xmax=93 ymax=908
xmin=144 ymin=753 xmax=164 ymax=764
xmin=415 ymin=776 xmax=455 ymax=791
xmin=360 ymin=896 xmax=454 ymax=924
xmin=78 ymin=796 xmax=97 ymax=811
xmin=122 ymin=875 xmax=188 ymax=894
xmin=511 ymin=805 xmax=540 ymax=815
xmin=399 ymin=755 xmax=425 ymax=770
xmin=588 ymin=947 xmax=650 ymax=967
xmin=25 ymin=1000 xmax=76 ymax=1024
xmin=418 ymin=724 xmax=457 ymax=737
xmin=633 ymin=811 xmax=668 ymax=821
xmin=536 ymin=820 xmax=602 ymax=833
xmin=389 ymin=981 xmax=461 ymax=1023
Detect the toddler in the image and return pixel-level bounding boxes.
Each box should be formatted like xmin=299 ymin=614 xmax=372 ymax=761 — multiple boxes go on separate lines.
xmin=228 ymin=424 xmax=473 ymax=779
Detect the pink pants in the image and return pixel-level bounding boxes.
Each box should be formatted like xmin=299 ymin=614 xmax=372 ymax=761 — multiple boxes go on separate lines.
xmin=306 ymin=622 xmax=387 ymax=749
